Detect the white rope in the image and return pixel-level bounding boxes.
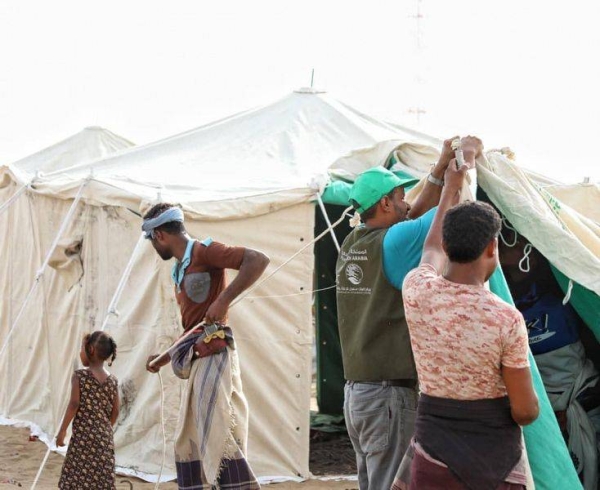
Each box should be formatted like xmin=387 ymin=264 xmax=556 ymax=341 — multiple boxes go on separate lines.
xmin=562 ymin=279 xmax=574 ymax=306
xmin=155 ymin=371 xmax=167 ymax=489
xmin=499 ymin=217 xmax=518 ymax=247
xmin=0 ymin=181 xmax=29 ymax=216
xmin=148 ymin=203 xmax=353 ymax=489
xmin=518 ymin=243 xmax=533 ymax=273
xmin=27 ymin=201 xmax=351 ymax=485
xmin=0 ymin=179 xmax=89 ymax=361
xmin=148 ymin=205 xmax=353 ymax=369
xmin=31 ymin=360 xmax=80 ymax=489
xmin=32 ymin=233 xmax=144 ymax=485
xmin=148 ymin=325 xmax=202 ymax=369
xmin=101 ymin=232 xmax=146 ymax=331
xmin=31 ymin=444 xmax=53 ymax=489
xmin=316 ymin=193 xmax=340 ymax=252
xmin=244 ymin=284 xmax=336 ymax=300
xmin=229 ymin=205 xmax=353 ymax=309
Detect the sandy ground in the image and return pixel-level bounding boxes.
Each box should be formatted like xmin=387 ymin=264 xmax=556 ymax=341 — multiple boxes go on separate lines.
xmin=0 ymin=425 xmax=357 ymax=490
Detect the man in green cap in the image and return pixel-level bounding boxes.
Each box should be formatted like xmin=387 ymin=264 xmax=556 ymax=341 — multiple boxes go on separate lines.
xmin=336 ymin=136 xmax=483 ymax=490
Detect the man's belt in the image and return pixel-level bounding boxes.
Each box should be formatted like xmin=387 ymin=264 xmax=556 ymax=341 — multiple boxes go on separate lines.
xmin=348 ymin=379 xmax=416 ymax=389
xmin=191 ymin=323 xmax=231 ymax=358
xmin=196 ymin=323 xmax=222 ymax=340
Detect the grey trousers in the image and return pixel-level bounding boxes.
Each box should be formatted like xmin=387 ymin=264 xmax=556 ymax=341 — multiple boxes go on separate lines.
xmin=344 ymin=381 xmax=418 ymax=490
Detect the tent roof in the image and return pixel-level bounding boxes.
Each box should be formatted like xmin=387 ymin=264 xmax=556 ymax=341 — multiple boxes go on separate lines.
xmin=10 ymin=127 xmax=133 ymax=176
xmin=41 ymin=91 xmax=441 ymax=205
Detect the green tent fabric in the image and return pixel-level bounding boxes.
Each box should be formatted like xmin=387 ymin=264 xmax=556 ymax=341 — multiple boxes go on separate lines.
xmin=321 ymin=170 xmax=418 ymax=207
xmin=314 ymin=211 xmax=583 ymax=488
xmin=314 ymin=204 xmax=351 ymax=415
xmin=319 ymin=166 xmax=585 ymax=487
xmin=489 ymin=267 xmax=582 ymax=489
xmin=321 ymin=180 xmax=353 ymax=208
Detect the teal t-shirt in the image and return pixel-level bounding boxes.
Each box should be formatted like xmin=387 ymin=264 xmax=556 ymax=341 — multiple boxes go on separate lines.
xmin=382 ymin=207 xmax=436 ymax=289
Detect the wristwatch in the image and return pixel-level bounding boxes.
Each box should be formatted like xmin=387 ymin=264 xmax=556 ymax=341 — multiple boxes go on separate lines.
xmin=427 ymin=173 xmax=444 ymax=186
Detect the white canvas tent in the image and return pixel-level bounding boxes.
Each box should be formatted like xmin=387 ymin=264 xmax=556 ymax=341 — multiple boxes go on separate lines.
xmin=10 ymin=126 xmax=134 ymax=176
xmin=0 ymin=90 xmax=441 ymax=482
xmin=0 ymin=90 xmax=597 ymax=489
xmin=544 ymin=182 xmax=600 ymax=224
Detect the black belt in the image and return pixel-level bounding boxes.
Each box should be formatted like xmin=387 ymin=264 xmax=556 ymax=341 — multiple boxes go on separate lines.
xmin=348 ymin=379 xmax=416 ymax=389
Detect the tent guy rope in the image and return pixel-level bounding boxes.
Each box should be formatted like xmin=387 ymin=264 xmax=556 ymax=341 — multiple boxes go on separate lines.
xmin=100 ymin=232 xmax=146 ymax=331
xmin=27 ymin=203 xmax=354 ymax=488
xmin=145 ymin=205 xmax=353 ymax=487
xmin=0 ymin=179 xmax=89 ymax=361
xmin=229 ymin=205 xmax=353 ymax=309
xmin=0 ymin=181 xmax=30 ymax=216
xmin=316 ymin=193 xmax=341 ymax=252
xmin=31 ymin=229 xmax=144 ymax=489
xmin=147 ymin=203 xmax=351 ymax=367
xmin=155 ymin=371 xmax=167 ymax=490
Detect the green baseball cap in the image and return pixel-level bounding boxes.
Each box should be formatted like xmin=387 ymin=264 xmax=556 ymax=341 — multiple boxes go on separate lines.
xmin=349 ymin=167 xmax=419 ymax=214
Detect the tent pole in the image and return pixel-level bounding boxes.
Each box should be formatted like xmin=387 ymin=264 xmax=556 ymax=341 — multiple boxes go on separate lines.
xmin=100 ymin=232 xmax=146 ymax=331
xmin=316 ymin=193 xmax=341 ymax=252
xmin=0 ymin=179 xmax=89 ymax=360
xmin=0 ymin=182 xmax=29 ymax=217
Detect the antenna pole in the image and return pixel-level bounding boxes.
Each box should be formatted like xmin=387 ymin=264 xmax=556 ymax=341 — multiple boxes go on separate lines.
xmin=408 ymin=0 xmax=426 ymax=126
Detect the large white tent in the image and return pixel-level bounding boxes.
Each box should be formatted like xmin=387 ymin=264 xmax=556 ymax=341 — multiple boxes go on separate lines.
xmin=3 ymin=90 xmax=594 ymax=488
xmin=0 ymin=90 xmax=440 ymax=482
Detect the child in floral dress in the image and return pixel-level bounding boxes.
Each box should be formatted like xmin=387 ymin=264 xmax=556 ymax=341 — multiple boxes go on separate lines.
xmin=57 ymin=331 xmax=119 ymax=489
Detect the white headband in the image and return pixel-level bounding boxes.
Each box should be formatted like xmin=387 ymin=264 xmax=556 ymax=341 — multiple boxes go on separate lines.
xmin=142 ymin=207 xmax=184 ymax=239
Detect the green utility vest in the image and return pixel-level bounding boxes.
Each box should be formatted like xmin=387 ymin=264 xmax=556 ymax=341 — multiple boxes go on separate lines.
xmin=336 ymin=226 xmax=416 ymax=381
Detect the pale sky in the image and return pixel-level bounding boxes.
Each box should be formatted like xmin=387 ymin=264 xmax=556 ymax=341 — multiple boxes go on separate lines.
xmin=1 ymin=0 xmax=598 ymax=183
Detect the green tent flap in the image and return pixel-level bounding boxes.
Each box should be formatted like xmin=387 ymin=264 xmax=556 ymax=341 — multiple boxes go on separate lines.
xmin=550 ymin=265 xmax=600 ymax=341
xmin=321 ymin=180 xmax=352 ymax=207
xmin=321 ymin=170 xmax=419 ymax=207
xmin=314 ymin=204 xmax=351 ymax=415
xmin=489 ymin=267 xmax=582 ymax=489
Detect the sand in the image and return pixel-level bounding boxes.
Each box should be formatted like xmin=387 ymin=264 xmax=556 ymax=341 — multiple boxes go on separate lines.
xmin=0 ymin=425 xmax=357 ymax=489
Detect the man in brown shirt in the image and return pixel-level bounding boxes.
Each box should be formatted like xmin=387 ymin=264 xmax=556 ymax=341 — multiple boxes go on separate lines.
xmin=143 ymin=202 xmax=269 ymax=489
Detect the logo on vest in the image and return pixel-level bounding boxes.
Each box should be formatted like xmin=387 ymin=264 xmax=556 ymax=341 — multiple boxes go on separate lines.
xmin=345 ymin=263 xmax=364 ymax=285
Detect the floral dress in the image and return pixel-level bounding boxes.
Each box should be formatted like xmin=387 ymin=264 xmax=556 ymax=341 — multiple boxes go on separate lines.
xmin=59 ymin=369 xmax=118 ymax=489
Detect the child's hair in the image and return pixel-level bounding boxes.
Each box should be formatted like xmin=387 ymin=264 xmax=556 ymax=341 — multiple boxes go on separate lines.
xmin=84 ymin=331 xmax=118 ymax=366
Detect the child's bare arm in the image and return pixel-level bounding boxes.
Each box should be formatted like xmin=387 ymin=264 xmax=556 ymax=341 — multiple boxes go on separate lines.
xmin=110 ymin=389 xmax=120 ymax=426
xmin=56 ymin=373 xmax=80 ymax=446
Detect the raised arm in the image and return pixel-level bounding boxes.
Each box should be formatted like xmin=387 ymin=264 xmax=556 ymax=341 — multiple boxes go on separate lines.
xmin=204 ymin=248 xmax=270 ymax=323
xmin=56 ymin=373 xmax=81 ymax=446
xmin=419 ymin=136 xmax=482 ymax=273
xmin=419 ymin=160 xmax=468 ymax=272
xmin=407 ymin=136 xmax=456 ymax=219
